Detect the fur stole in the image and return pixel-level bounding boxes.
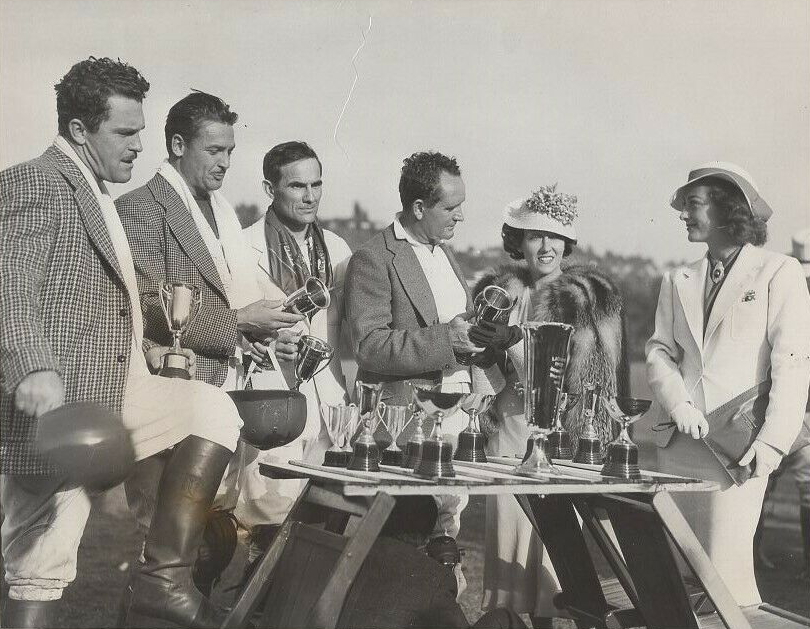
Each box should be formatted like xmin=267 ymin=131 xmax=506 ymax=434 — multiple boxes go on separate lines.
xmin=474 ymin=262 xmax=630 ymax=445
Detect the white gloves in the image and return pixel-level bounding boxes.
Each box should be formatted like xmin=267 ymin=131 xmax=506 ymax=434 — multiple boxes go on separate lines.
xmin=739 ymin=439 xmax=783 ymax=478
xmin=670 ymin=401 xmax=709 ymax=439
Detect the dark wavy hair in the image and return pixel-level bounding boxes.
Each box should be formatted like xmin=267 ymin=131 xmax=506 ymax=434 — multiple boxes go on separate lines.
xmin=55 ymin=57 xmax=150 ymax=136
xmin=701 ymin=176 xmax=768 ymax=246
xmin=399 ymin=151 xmax=461 ymax=210
xmin=501 ymin=224 xmax=575 ymax=260
xmin=262 ymin=141 xmax=322 ymax=184
xmin=165 ymin=91 xmax=238 ymax=156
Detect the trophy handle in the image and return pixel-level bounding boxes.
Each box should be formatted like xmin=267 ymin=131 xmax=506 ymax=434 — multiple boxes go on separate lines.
xmin=185 ymin=287 xmax=203 ymax=333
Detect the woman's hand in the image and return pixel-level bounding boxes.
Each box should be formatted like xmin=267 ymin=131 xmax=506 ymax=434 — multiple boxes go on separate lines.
xmin=738 ymin=439 xmax=783 ymax=478
xmin=670 ymin=401 xmax=709 ymax=439
xmin=145 ymin=346 xmax=196 ymax=378
xmin=468 ymin=321 xmax=522 ymax=351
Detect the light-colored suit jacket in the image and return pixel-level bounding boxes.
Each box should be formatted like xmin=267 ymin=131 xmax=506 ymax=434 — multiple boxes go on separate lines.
xmin=344 ymin=223 xmax=472 ymax=404
xmin=116 ymin=174 xmax=239 ymax=387
xmin=1 ymin=146 xmax=135 ymax=473
xmin=243 ymin=218 xmax=351 ymax=439
xmin=645 ymin=243 xmax=810 ymax=455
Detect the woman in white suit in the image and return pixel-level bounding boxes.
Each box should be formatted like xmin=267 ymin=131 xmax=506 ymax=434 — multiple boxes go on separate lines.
xmin=645 ymin=162 xmax=810 ymax=606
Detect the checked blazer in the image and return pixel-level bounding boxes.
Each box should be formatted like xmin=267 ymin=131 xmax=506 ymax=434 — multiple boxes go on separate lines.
xmin=116 ymin=173 xmax=239 ymax=387
xmin=0 ymin=146 xmax=134 ymax=474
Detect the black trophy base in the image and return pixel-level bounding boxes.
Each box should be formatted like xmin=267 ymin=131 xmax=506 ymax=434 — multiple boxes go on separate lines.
xmin=546 ymin=428 xmax=573 ymax=460
xmin=157 ymin=366 xmax=191 ymax=379
xmin=159 ymin=352 xmax=191 ymax=380
xmin=573 ymin=438 xmax=604 ymax=464
xmin=454 ymin=430 xmax=488 ymax=463
xmin=323 ymin=449 xmax=350 ymax=467
xmin=601 ymin=443 xmax=640 ymax=479
xmin=415 ymin=439 xmax=455 ymax=478
xmin=402 ymin=440 xmax=423 ymax=469
xmin=348 ymin=441 xmax=380 ymax=472
xmin=381 ymin=448 xmax=403 ymax=466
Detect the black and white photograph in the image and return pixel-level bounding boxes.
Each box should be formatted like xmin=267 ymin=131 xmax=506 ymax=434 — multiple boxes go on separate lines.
xmin=1 ymin=1 xmax=809 ymax=628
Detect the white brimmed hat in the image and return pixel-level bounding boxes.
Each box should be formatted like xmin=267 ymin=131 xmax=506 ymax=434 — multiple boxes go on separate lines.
xmin=503 ymin=185 xmax=578 ymax=243
xmin=670 ymin=161 xmax=773 ymax=221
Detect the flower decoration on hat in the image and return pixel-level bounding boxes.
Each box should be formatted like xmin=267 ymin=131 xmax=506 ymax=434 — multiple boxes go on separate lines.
xmin=525 ymin=184 xmax=578 ymax=227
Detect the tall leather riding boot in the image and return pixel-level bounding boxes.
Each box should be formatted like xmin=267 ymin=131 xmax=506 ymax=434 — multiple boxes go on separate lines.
xmin=128 ymin=436 xmax=232 ymax=628
xmin=800 ymin=506 xmax=810 ymax=580
xmin=1 ymin=598 xmax=58 ymax=628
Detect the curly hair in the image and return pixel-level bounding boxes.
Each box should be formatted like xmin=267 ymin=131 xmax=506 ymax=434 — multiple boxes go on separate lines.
xmin=164 ymin=91 xmax=238 ymax=156
xmin=55 ymin=57 xmax=150 ymax=136
xmin=399 ymin=151 xmax=461 ymax=210
xmin=262 ymin=141 xmax=322 ymax=184
xmin=702 ymin=176 xmax=768 ymax=246
xmin=501 ymin=224 xmax=574 ymax=260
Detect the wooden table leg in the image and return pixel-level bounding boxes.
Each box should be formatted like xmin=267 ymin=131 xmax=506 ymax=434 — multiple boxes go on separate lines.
xmin=651 ymin=491 xmax=752 ymax=629
xmin=517 ymin=494 xmax=610 ymax=627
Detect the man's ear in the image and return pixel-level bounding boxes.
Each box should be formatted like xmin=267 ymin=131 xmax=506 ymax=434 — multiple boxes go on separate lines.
xmin=411 ymin=199 xmax=425 ymax=220
xmin=170 ymin=134 xmax=186 ymax=159
xmin=262 ymin=179 xmax=275 ymax=203
xmin=66 ymin=118 xmax=88 ymax=145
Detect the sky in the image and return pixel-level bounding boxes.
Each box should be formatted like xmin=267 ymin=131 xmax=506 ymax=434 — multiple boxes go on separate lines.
xmin=1 ymin=0 xmax=808 ymax=264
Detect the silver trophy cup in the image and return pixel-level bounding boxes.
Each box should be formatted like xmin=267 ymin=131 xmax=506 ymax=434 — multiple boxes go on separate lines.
xmin=321 ymin=403 xmax=360 ymax=467
xmin=158 ymin=282 xmax=202 ymax=379
xmin=293 ymin=335 xmax=334 ymax=391
xmin=282 ymin=277 xmax=331 ymax=317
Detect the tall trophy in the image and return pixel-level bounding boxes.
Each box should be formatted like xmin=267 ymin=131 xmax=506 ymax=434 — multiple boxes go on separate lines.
xmin=411 ymin=387 xmax=466 ymax=478
xmin=159 ymin=281 xmax=202 ymax=379
xmin=516 ymin=321 xmax=573 ymax=476
xmin=293 ymin=335 xmax=334 ymax=391
xmin=454 ymin=393 xmax=495 ymax=463
xmin=573 ymin=382 xmax=604 ymax=464
xmin=456 ymin=285 xmax=513 ymax=365
xmin=380 ymin=405 xmax=411 ymax=465
xmin=282 ymin=276 xmax=331 ymax=316
xmin=321 ymin=404 xmax=360 ymax=467
xmin=600 ymin=396 xmax=652 ymax=479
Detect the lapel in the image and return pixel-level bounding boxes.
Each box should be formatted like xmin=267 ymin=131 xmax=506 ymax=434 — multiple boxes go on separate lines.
xmin=440 ymin=242 xmax=472 ymax=309
xmin=704 ymin=244 xmax=763 ymax=343
xmin=47 ymin=146 xmax=125 ymax=284
xmin=247 ymin=217 xmax=272 ymax=280
xmin=384 ymin=225 xmax=440 ymax=325
xmin=672 ymin=257 xmax=706 ymax=352
xmin=148 ymin=174 xmax=228 ymax=302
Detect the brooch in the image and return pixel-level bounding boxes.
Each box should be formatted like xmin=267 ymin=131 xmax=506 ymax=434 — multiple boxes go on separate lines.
xmin=742 ymin=290 xmax=756 ymax=302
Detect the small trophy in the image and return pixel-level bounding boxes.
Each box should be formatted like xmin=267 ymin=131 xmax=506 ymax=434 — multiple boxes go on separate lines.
xmin=454 ymin=393 xmax=495 ymax=463
xmin=282 ymin=277 xmax=331 ymax=317
xmin=348 ymin=401 xmax=386 ymax=472
xmin=380 ymin=405 xmax=411 ymax=465
xmin=411 ymin=387 xmax=466 ymax=478
xmin=159 ymin=282 xmax=202 ymax=379
xmin=600 ymin=396 xmax=652 ymax=480
xmin=573 ymin=382 xmax=604 ymax=464
xmin=293 ymin=335 xmax=334 ymax=391
xmin=321 ymin=404 xmax=360 ymax=467
xmin=456 ymin=285 xmax=513 ymax=365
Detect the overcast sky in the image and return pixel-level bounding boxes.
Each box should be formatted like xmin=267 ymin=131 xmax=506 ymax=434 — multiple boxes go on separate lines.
xmin=1 ymin=0 xmax=808 ymax=263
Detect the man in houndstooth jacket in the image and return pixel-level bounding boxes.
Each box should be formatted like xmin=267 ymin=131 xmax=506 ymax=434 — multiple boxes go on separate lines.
xmin=0 ymin=58 xmax=242 ymax=629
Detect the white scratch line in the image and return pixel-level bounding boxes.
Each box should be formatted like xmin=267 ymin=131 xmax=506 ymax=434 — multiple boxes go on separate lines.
xmin=334 ymin=15 xmax=372 ymax=160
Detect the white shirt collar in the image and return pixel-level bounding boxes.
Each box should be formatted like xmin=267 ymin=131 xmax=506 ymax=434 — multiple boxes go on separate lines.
xmin=393 ymin=212 xmax=445 ymax=248
xmin=53 ymin=135 xmax=108 ymax=197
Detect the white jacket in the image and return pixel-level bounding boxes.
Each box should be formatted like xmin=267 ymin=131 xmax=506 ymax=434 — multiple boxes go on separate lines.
xmin=645 ymin=244 xmax=810 ymax=454
xmin=243 ymin=218 xmax=353 ymax=441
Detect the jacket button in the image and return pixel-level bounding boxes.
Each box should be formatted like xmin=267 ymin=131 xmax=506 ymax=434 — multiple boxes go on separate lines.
xmin=445 ymin=364 xmax=451 ymax=369
xmin=117 ymin=354 xmax=126 ymax=363
xmin=119 ymin=307 xmax=128 ymax=317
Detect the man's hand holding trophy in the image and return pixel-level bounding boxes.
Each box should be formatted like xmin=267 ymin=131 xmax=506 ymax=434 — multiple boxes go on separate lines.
xmin=157 ymin=281 xmax=202 ymax=379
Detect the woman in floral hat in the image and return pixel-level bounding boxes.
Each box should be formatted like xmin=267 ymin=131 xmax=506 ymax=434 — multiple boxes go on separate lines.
xmin=471 ymin=186 xmax=628 ymax=627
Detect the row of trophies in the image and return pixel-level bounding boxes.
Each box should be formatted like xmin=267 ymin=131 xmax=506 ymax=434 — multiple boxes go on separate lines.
xmin=158 ymin=278 xmax=650 ymax=481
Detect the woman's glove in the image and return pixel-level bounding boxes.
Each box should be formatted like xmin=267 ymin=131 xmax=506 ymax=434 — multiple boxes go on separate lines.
xmin=738 ymin=439 xmax=783 ymax=478
xmin=670 ymin=401 xmax=709 ymax=439
xmin=468 ymin=321 xmax=522 ymax=351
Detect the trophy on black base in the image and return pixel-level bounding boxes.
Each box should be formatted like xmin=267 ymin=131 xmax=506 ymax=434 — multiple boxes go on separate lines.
xmin=600 ymin=396 xmax=652 ymax=479
xmin=454 ymin=393 xmax=494 ymax=463
xmin=158 ymin=282 xmax=202 ymax=379
xmin=411 ymin=387 xmax=465 ymax=478
xmin=380 ymin=405 xmax=410 ymax=466
xmin=321 ymin=404 xmax=360 ymax=467
xmin=573 ymin=382 xmax=604 ymax=464
xmin=348 ymin=401 xmax=386 ymax=472
xmin=515 ymin=321 xmax=573 ymax=476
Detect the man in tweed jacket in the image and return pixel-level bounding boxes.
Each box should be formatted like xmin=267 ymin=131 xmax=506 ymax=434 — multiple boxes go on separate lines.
xmin=0 ymin=58 xmax=242 ymax=628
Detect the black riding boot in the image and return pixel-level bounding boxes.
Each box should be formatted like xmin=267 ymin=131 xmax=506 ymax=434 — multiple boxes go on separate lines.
xmin=1 ymin=599 xmax=58 ymax=628
xmin=128 ymin=436 xmax=232 ymax=628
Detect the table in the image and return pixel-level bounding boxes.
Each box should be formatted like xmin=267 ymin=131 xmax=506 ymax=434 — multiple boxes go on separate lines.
xmin=222 ymin=457 xmax=808 ymax=629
